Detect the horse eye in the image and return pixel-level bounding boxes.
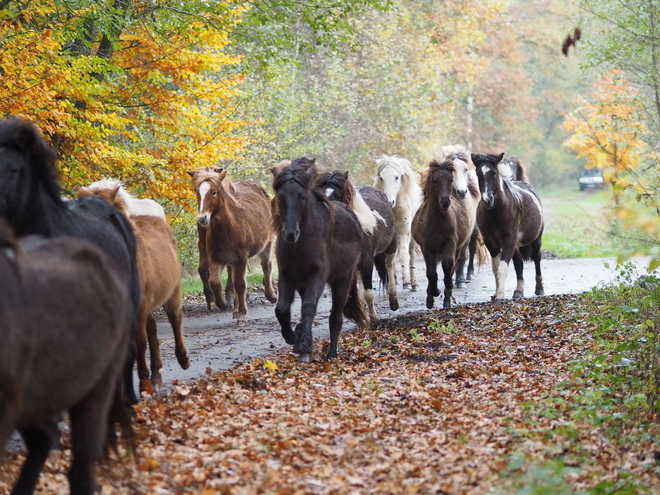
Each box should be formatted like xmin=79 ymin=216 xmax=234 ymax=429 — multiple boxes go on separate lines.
xmin=395 ymin=176 xmax=399 ymax=181
xmin=212 ymin=191 xmax=217 ymax=196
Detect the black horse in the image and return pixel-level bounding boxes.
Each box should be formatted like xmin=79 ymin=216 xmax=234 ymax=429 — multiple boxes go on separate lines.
xmin=0 ymin=117 xmax=141 ymax=405
xmin=0 ymin=224 xmax=134 ymax=495
xmin=315 ymin=170 xmax=399 ymax=324
xmin=271 ymin=158 xmax=368 ymax=362
xmin=472 ymin=152 xmax=544 ymax=301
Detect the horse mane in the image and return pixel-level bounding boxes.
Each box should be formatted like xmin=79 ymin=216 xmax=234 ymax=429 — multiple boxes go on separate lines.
xmin=82 ymin=179 xmax=166 ymax=219
xmin=374 ymin=154 xmax=421 ymax=204
xmin=316 ymin=171 xmax=378 ymax=234
xmin=0 ymin=117 xmax=62 ymax=205
xmin=272 ymin=157 xmax=332 ymax=231
xmin=499 ymin=156 xmax=529 ymax=183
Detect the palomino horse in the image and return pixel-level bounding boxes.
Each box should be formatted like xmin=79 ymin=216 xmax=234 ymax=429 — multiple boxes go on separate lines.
xmin=472 ymin=152 xmax=544 ymax=301
xmin=315 ymin=170 xmax=399 ymax=324
xmin=272 ymin=158 xmax=368 ymax=362
xmin=373 ymin=155 xmax=422 ymax=291
xmin=78 ymin=180 xmax=190 ymax=393
xmin=0 ymin=117 xmax=141 ymax=405
xmin=188 ymin=167 xmax=277 ymax=326
xmin=412 ymin=155 xmax=480 ymax=309
xmin=0 ymin=224 xmax=133 ymax=495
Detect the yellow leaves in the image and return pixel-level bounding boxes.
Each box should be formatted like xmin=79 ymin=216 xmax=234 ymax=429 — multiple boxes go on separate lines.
xmin=263 ymin=360 xmax=278 ymax=372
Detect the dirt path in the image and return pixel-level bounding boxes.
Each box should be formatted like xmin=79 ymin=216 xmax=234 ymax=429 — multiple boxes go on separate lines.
xmin=153 ymin=255 xmax=652 ymax=391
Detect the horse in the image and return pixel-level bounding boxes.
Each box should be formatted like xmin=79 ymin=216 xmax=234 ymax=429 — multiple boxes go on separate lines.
xmin=471 ymin=152 xmax=545 ymax=301
xmin=271 ymin=157 xmax=369 ymax=362
xmin=187 ymin=167 xmax=277 ymax=326
xmin=499 ymin=155 xmax=529 ymax=183
xmin=442 ymin=144 xmax=489 ymax=282
xmin=315 ymin=170 xmax=399 ymax=324
xmin=78 ymin=180 xmax=190 ymax=393
xmin=0 ymin=224 xmax=134 ymax=495
xmin=412 ymin=154 xmax=480 ymax=309
xmin=373 ymin=155 xmax=423 ymax=291
xmin=0 ymin=117 xmax=141 ymax=405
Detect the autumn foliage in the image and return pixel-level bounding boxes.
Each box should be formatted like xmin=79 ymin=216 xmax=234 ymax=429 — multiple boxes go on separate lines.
xmin=0 ymin=1 xmax=248 ymax=210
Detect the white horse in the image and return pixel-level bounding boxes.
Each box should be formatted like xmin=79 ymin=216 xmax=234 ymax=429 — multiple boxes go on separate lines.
xmin=373 ymin=155 xmax=423 ymax=291
xmin=81 ymin=178 xmax=166 ymax=218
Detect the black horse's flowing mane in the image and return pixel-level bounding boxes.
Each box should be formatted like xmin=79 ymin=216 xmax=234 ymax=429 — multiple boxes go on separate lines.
xmin=0 ymin=117 xmax=63 ymax=203
xmin=314 ymin=170 xmax=354 ymax=205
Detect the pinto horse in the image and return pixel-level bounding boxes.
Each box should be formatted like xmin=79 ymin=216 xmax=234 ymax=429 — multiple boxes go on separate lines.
xmin=188 ymin=167 xmax=276 ymax=326
xmin=78 ymin=180 xmax=190 ymax=393
xmin=0 ymin=224 xmax=133 ymax=495
xmin=412 ymin=155 xmax=480 ymax=309
xmin=499 ymin=155 xmax=529 ymax=183
xmin=0 ymin=117 xmax=141 ymax=405
xmin=272 ymin=158 xmax=368 ymax=362
xmin=315 ymin=170 xmax=399 ymax=324
xmin=472 ymin=152 xmax=544 ymax=301
xmin=373 ymin=155 xmax=422 ymax=291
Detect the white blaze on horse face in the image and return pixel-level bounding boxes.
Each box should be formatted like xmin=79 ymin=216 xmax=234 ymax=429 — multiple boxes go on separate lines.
xmin=453 ymin=159 xmax=470 ymax=198
xmin=325 ymin=188 xmax=334 ymax=198
xmin=480 ymin=165 xmax=493 ymax=204
xmin=197 ymin=181 xmax=212 ymax=226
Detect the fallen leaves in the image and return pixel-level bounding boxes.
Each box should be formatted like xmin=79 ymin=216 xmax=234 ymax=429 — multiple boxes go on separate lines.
xmin=1 ymin=295 xmax=658 ymax=494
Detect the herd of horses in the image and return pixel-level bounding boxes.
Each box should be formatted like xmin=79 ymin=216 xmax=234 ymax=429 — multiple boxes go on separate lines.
xmin=0 ymin=116 xmax=545 ymax=493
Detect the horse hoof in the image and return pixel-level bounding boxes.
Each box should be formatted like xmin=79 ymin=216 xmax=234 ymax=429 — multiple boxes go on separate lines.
xmin=513 ymin=290 xmax=524 ymax=299
xmin=443 ymin=299 xmax=451 ymax=309
xmin=456 ymin=281 xmax=467 ymax=289
xmin=208 ymin=301 xmax=216 ymax=311
xmin=232 ymin=311 xmax=239 ymax=319
xmin=177 ymin=354 xmax=190 ymax=370
xmin=426 ymin=296 xmax=434 ymax=309
xmin=236 ymin=317 xmax=247 ymax=327
xmin=389 ymin=298 xmax=399 ymax=311
xmin=403 ymin=283 xmax=412 ymax=290
xmin=325 ymin=351 xmax=338 ymax=360
xmin=411 ymin=284 xmax=419 ymax=292
xmin=267 ymin=294 xmax=277 ymax=304
xmin=299 ymin=354 xmax=312 ymax=363
xmin=152 ymin=378 xmax=162 ymax=393
xmin=535 ymin=288 xmax=545 ymax=296
xmin=216 ymin=302 xmax=229 ymax=311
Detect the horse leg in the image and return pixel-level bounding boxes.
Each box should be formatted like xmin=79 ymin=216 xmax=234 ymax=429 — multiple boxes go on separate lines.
xmin=275 ymin=275 xmax=296 ymax=345
xmin=384 ymin=251 xmax=399 ymax=311
xmin=259 ymin=243 xmax=278 ymax=303
xmin=135 ymin=309 xmax=151 ymax=394
xmin=531 ymin=238 xmax=545 ymax=296
xmin=491 ymin=253 xmax=507 ymax=302
xmin=67 ymin=368 xmax=119 ymax=495
xmin=297 ymin=280 xmax=325 ymax=363
xmin=208 ymin=260 xmax=229 ymax=311
xmin=455 ymin=243 xmax=468 ymax=289
xmin=145 ymin=314 xmax=163 ymax=392
xmin=12 ymin=421 xmax=58 ymax=495
xmin=224 ymin=265 xmax=235 ymax=310
xmin=327 ymin=277 xmax=352 ymax=360
xmin=409 ymin=237 xmax=419 ymax=292
xmin=162 ymin=289 xmax=190 ymax=371
xmin=398 ymin=228 xmax=412 ymax=290
xmin=512 ymin=251 xmax=525 ymax=299
xmin=197 ymin=225 xmax=215 ymax=310
xmin=422 ymin=248 xmax=439 ymax=309
xmin=231 ymin=260 xmax=250 ymax=326
xmin=360 ymin=260 xmax=377 ymax=326
xmin=466 ymin=228 xmax=478 ymax=281
xmin=441 ymin=248 xmax=455 ymax=309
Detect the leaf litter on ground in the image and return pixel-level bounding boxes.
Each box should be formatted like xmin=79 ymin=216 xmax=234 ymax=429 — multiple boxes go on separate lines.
xmin=1 ymin=295 xmax=658 ymax=494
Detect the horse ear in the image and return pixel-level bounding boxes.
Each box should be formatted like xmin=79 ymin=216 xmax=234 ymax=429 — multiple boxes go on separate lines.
xmin=341 ymin=171 xmax=349 ymax=180
xmin=214 ymin=167 xmax=224 ymax=174
xmin=110 ymin=186 xmax=121 ymax=200
xmin=217 ymin=169 xmax=228 ymax=181
xmin=271 ymin=166 xmax=282 ymax=178
xmin=496 ymin=152 xmax=505 ymax=163
xmin=186 ymin=170 xmax=195 ymax=177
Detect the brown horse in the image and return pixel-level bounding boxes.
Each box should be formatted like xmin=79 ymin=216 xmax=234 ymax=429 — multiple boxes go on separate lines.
xmin=188 ymin=167 xmax=277 ymax=326
xmin=412 ymin=155 xmax=480 ymax=309
xmin=78 ymin=182 xmax=190 ymax=393
xmin=0 ymin=224 xmax=133 ymax=495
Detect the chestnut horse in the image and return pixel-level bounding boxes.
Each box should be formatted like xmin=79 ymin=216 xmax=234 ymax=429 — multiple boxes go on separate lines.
xmin=188 ymin=167 xmax=277 ymax=326
xmin=272 ymin=158 xmax=368 ymax=362
xmin=315 ymin=170 xmax=399 ymax=324
xmin=78 ymin=180 xmax=190 ymax=393
xmin=472 ymin=152 xmax=544 ymax=301
xmin=412 ymin=155 xmax=480 ymax=309
xmin=0 ymin=224 xmax=133 ymax=495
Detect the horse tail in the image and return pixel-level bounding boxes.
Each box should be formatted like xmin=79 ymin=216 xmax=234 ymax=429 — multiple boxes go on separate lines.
xmin=374 ymin=252 xmax=388 ymax=291
xmin=517 ymin=245 xmax=533 ymax=262
xmin=476 ymin=232 xmax=490 ymax=267
xmin=343 ymin=277 xmax=369 ymax=329
xmin=103 ymin=380 xmax=136 ymax=460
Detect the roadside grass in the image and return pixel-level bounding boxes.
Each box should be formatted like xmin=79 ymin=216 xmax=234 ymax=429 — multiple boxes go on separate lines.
xmin=494 ymin=263 xmax=660 ymax=494
xmin=181 ymin=270 xmax=271 ymax=300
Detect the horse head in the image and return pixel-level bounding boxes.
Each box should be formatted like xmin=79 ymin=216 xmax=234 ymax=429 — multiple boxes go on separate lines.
xmin=0 ymin=117 xmax=61 ymax=227
xmin=472 ymin=152 xmax=505 ymax=209
xmin=316 ymin=170 xmax=351 ymax=204
xmin=77 ymin=184 xmax=128 ymax=216
xmin=424 ymin=159 xmax=455 ymax=210
xmin=272 ymin=157 xmax=316 ymax=243
xmin=374 ymin=156 xmax=406 ymax=208
xmin=187 ymin=167 xmax=227 ymax=227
